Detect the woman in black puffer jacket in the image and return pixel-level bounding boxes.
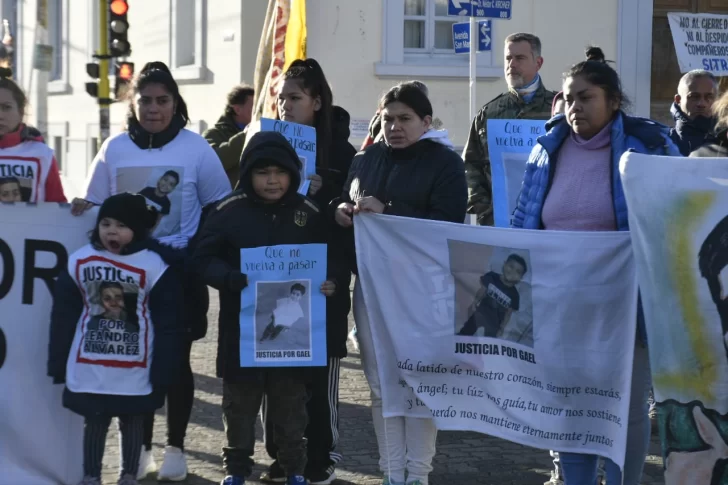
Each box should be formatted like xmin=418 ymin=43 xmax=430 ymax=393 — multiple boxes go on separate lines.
xmin=332 ymin=82 xmax=467 ymax=485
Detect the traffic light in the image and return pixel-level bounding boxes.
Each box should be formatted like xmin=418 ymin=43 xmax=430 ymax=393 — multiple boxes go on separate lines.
xmin=85 ymin=62 xmax=100 ymax=98
xmin=108 ymin=0 xmax=130 ymax=57
xmin=114 ymin=61 xmax=134 ymax=99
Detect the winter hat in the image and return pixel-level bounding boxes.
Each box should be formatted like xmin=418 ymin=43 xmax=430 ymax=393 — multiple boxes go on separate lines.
xmin=97 ymin=192 xmax=158 ymax=240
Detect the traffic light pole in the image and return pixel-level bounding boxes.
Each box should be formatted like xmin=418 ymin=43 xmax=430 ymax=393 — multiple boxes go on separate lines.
xmin=97 ymin=0 xmax=111 ymax=144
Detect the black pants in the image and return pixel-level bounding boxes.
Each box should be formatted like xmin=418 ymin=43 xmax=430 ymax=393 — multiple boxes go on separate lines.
xmin=458 ymin=314 xmax=499 ymax=337
xmin=222 ymin=370 xmax=308 ymax=477
xmin=263 ymin=357 xmax=342 ymax=470
xmin=84 ymin=414 xmax=144 ymax=478
xmin=143 ymin=339 xmax=194 ymax=451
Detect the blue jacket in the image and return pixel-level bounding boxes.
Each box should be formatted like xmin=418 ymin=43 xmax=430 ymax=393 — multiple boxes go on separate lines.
xmin=513 ymin=112 xmax=681 ymax=231
xmin=47 ymin=239 xmax=186 ymax=418
xmin=668 ymin=102 xmax=717 ymax=157
xmin=511 ymin=112 xmax=681 ymax=345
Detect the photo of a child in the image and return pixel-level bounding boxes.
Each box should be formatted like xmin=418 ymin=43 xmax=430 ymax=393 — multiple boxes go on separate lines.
xmin=260 ymin=283 xmax=306 ymax=342
xmin=116 ymin=166 xmax=184 ymax=238
xmin=139 ymin=170 xmax=179 ymax=216
xmin=85 ymin=281 xmax=140 ymax=334
xmin=449 ymin=240 xmax=534 ymax=347
xmin=0 ymin=176 xmax=22 ymax=202
xmin=458 ymin=254 xmax=527 ymax=338
xmin=254 ymin=280 xmax=312 ymax=353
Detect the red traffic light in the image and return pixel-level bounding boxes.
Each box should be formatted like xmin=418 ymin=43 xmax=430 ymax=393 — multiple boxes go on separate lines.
xmin=110 ymin=0 xmax=128 ymax=16
xmin=117 ymin=62 xmax=134 ymax=81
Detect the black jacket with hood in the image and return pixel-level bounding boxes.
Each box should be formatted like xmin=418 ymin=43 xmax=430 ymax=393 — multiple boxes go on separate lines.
xmin=331 ymin=134 xmax=468 ymax=275
xmin=192 ymin=131 xmax=344 ymax=379
xmin=669 ymin=102 xmax=718 ymax=156
xmin=47 ymin=239 xmax=186 ymax=417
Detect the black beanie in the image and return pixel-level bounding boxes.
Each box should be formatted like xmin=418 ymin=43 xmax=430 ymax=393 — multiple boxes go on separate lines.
xmin=97 ymin=192 xmax=158 ymax=240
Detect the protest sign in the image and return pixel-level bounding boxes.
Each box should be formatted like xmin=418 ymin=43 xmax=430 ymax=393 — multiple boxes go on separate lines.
xmin=354 ymin=213 xmax=636 ymax=470
xmin=245 ymin=118 xmax=317 ymax=194
xmin=240 ymin=244 xmax=327 ymax=367
xmin=667 ymin=12 xmax=728 ymax=75
xmin=487 ymin=119 xmax=545 ymax=227
xmin=621 ymin=153 xmax=728 ymax=484
xmin=0 ymin=204 xmax=96 ymax=485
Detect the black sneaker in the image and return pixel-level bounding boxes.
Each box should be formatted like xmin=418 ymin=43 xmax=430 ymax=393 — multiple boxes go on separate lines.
xmin=260 ymin=461 xmax=286 ymax=483
xmin=306 ymin=465 xmax=336 ymax=485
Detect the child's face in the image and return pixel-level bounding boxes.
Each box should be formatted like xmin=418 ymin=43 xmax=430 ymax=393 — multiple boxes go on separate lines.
xmin=290 ymin=289 xmax=303 ymax=302
xmin=98 ymin=217 xmax=134 ymax=254
xmin=252 ymin=165 xmax=291 ymax=203
xmin=157 ymin=174 xmax=178 ymax=195
xmin=0 ymin=181 xmax=21 ymax=202
xmin=0 ymin=87 xmax=22 ymax=136
xmin=101 ymin=287 xmax=125 ymax=319
xmin=502 ymin=259 xmax=526 ymax=285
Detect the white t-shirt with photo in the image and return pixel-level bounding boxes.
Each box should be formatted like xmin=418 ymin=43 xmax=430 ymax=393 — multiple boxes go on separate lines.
xmin=84 ymin=129 xmax=232 ymax=248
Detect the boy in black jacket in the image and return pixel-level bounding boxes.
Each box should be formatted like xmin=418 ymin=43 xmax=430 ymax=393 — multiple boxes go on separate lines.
xmin=193 ymin=131 xmax=337 ymax=485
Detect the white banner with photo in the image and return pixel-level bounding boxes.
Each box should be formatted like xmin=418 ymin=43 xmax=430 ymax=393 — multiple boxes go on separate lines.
xmin=621 ymin=153 xmax=728 ymax=484
xmin=0 ymin=204 xmax=95 ymax=485
xmin=354 ymin=214 xmax=637 ymax=470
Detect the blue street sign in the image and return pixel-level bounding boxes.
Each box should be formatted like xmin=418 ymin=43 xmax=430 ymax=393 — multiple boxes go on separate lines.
xmin=452 ymin=20 xmax=492 ymax=53
xmin=452 ymin=22 xmax=471 ymax=54
xmin=448 ymin=0 xmax=512 ymax=20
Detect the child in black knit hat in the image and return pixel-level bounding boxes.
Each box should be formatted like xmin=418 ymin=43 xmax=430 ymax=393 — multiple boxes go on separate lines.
xmin=47 ymin=192 xmax=185 ymax=485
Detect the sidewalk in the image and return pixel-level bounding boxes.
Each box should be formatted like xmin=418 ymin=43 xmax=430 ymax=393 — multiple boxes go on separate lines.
xmin=101 ymin=291 xmax=666 ymax=485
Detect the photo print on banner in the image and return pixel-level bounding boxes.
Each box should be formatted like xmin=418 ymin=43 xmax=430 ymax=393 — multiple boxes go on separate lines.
xmin=76 ymin=256 xmax=148 ymax=366
xmin=115 ymin=166 xmax=183 ymax=238
xmin=0 ymin=156 xmax=40 ymax=202
xmin=621 ymin=152 xmax=728 ymax=485
xmin=450 ymin=240 xmax=534 ymax=347
xmin=239 ymin=244 xmax=327 ymax=367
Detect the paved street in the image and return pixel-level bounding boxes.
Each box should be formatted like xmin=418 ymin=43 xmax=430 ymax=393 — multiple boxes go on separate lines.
xmin=102 ymin=290 xmax=667 ymax=485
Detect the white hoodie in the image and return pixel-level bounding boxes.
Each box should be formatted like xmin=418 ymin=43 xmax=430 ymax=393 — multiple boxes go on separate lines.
xmin=418 ymin=128 xmax=455 ymax=150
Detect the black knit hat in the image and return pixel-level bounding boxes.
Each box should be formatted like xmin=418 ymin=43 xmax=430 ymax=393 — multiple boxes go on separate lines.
xmin=97 ymin=192 xmax=158 ymax=240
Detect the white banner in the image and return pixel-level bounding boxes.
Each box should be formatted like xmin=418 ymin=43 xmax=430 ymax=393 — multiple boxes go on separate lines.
xmin=0 ymin=204 xmax=96 ymax=485
xmin=621 ymin=153 xmax=728 ymax=485
xmin=354 ymin=214 xmax=637 ymax=469
xmin=667 ymin=12 xmax=728 ymax=75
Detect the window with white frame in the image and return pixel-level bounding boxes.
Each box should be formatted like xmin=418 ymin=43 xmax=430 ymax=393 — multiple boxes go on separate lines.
xmin=377 ymin=0 xmax=500 ymax=79
xmin=0 ymin=0 xmax=20 ymax=82
xmin=47 ymin=0 xmax=70 ymax=93
xmin=170 ymin=0 xmax=209 ymax=82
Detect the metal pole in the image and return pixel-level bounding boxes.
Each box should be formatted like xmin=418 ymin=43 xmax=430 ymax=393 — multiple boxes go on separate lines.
xmin=33 ymin=0 xmax=49 ymax=140
xmin=468 ymin=14 xmax=477 ymax=123
xmin=98 ymin=0 xmax=111 ymax=144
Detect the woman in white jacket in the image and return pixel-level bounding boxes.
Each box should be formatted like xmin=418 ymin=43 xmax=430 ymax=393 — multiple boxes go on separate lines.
xmin=71 ymin=61 xmax=231 ymax=482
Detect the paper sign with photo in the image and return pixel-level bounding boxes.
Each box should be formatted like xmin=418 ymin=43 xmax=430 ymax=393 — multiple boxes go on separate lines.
xmin=487 ymin=119 xmax=546 ymax=227
xmin=245 ymin=118 xmax=317 ymax=195
xmin=239 ymin=244 xmax=327 ymax=367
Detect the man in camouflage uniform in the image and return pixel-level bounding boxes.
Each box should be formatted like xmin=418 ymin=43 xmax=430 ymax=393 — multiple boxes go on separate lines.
xmin=463 ymin=33 xmax=557 ymax=226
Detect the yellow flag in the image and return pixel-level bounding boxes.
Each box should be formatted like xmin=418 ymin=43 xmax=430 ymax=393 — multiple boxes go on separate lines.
xmin=283 ymin=0 xmax=307 ymax=71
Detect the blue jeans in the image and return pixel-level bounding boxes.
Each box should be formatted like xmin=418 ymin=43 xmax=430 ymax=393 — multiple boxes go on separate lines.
xmin=560 ymin=345 xmax=651 ymax=485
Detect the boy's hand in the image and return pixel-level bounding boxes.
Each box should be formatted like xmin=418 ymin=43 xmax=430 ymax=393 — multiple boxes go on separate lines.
xmin=320 ymin=280 xmax=336 ymax=296
xmin=335 ymin=202 xmax=354 ymax=228
xmin=307 ymin=174 xmax=323 ymax=196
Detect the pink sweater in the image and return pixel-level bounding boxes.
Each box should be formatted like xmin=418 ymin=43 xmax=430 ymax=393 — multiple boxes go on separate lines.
xmin=541 ymin=122 xmax=617 ymax=231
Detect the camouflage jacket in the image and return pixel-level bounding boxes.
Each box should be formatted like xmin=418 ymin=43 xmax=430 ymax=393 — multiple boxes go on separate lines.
xmin=462 ymin=83 xmax=557 ymax=225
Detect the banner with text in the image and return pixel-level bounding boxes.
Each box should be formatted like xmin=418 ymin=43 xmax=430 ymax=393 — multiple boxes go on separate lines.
xmin=667 ymin=12 xmax=728 ymax=75
xmin=621 ymin=153 xmax=728 ymax=485
xmin=487 ymin=119 xmax=545 ymax=227
xmin=0 ymin=204 xmax=96 ymax=485
xmin=240 ymin=244 xmax=327 ymax=367
xmin=244 ymin=118 xmax=317 ymax=194
xmin=355 ymin=214 xmax=636 ymax=469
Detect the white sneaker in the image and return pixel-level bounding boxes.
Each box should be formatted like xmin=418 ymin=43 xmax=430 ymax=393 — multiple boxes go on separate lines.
xmin=157 ymin=446 xmax=187 ymax=482
xmin=136 ymin=448 xmax=157 ymax=480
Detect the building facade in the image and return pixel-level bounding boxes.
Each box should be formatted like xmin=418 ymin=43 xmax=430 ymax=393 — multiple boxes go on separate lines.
xmin=0 ymin=0 xmax=724 ymax=198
